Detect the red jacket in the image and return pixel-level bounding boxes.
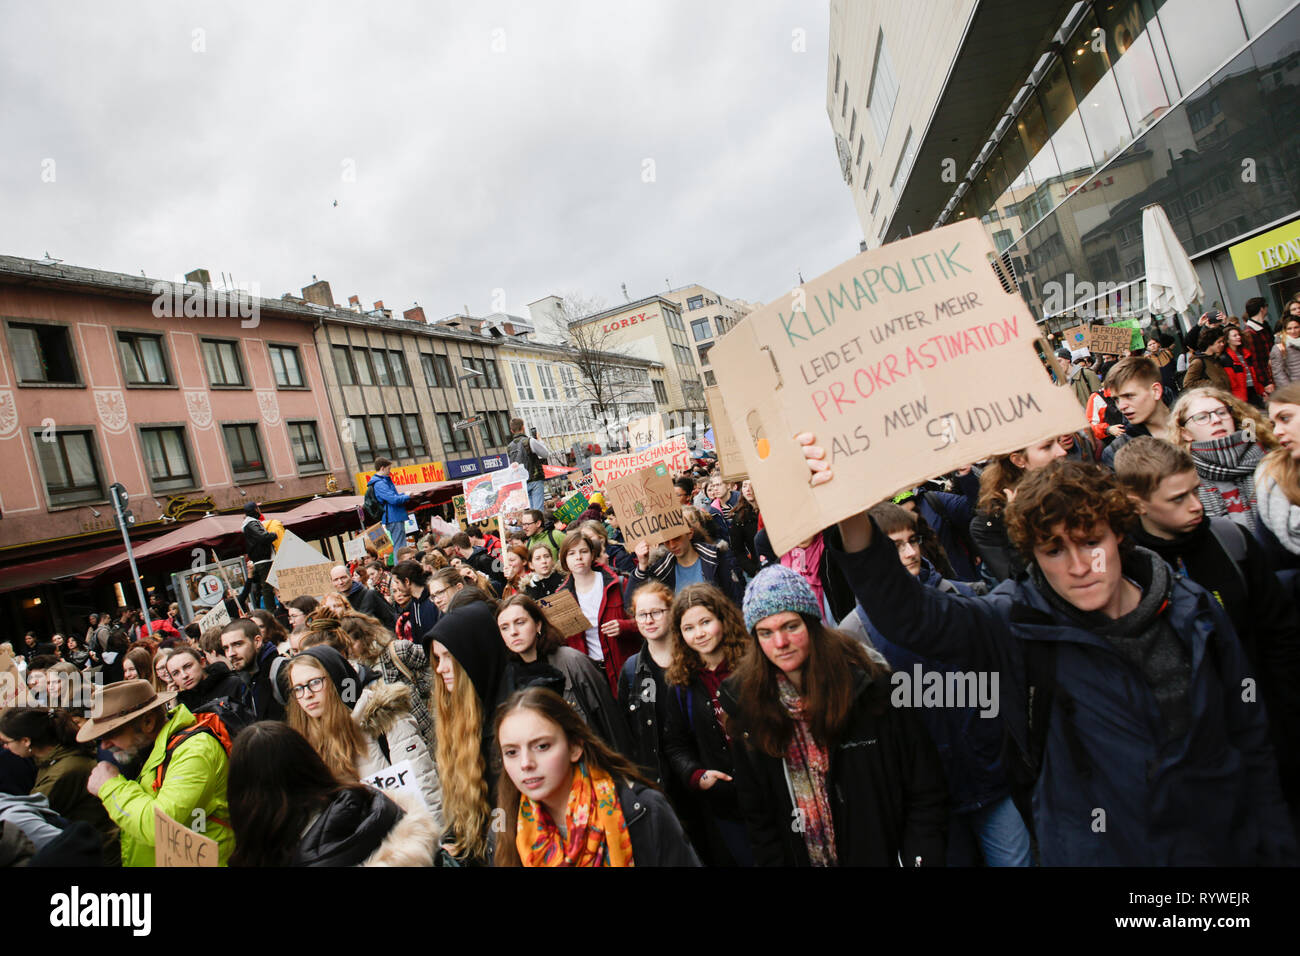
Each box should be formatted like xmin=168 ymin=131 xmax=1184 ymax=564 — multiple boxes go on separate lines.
xmin=1223 ymin=348 xmax=1249 ymax=402
xmin=561 ymin=568 xmax=639 ymax=695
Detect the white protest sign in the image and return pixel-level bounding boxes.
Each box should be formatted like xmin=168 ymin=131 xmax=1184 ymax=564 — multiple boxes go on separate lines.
xmin=364 ymin=759 xmax=425 ymax=809
xmin=344 ymin=537 xmax=367 ymax=561
xmin=710 ymin=218 xmax=1084 ymax=556
xmin=196 ymin=602 xmax=230 ymax=633
xmin=591 ymin=436 xmax=691 ymax=488
xmin=627 ymin=414 xmax=664 ymax=449
xmin=267 ymin=530 xmax=332 ymax=588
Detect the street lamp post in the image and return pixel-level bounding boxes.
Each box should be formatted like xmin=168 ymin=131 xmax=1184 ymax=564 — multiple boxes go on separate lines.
xmin=454 ymin=367 xmax=486 ymax=465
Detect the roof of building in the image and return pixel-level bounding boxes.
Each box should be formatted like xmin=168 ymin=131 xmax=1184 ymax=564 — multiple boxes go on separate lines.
xmin=567 ymin=293 xmax=681 ymax=326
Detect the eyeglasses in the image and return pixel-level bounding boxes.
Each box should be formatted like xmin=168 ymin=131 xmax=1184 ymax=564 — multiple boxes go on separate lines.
xmin=1183 ymin=406 xmax=1233 ymax=427
xmin=636 ymin=608 xmax=667 ymax=623
xmin=291 ymin=676 xmax=327 ymax=699
xmin=431 ymin=587 xmax=452 ymax=601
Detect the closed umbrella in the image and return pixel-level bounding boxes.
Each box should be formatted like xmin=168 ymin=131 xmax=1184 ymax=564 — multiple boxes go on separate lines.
xmin=1143 ymin=203 xmax=1202 ymax=332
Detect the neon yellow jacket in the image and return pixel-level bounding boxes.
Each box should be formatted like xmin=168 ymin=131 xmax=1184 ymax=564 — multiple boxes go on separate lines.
xmin=97 ymin=704 xmax=234 ymax=867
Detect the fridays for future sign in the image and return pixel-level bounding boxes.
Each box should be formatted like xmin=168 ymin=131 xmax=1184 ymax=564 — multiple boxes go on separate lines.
xmin=709 ymin=219 xmax=1083 ymax=556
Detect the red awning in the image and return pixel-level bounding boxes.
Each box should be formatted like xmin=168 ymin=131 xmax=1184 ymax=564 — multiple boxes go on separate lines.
xmin=0 ymin=545 xmax=125 ymax=595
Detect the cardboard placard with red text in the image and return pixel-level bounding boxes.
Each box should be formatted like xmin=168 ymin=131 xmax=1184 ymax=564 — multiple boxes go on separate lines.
xmin=709 ymin=219 xmax=1083 ymax=556
xmin=603 ymin=462 xmax=687 ymax=550
xmin=591 ymin=436 xmax=691 ymax=487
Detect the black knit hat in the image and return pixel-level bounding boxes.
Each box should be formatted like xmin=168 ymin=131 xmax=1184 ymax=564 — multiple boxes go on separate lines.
xmin=430 ymin=600 xmax=507 ymax=709
xmin=243 ymin=502 xmax=260 ymax=518
xmin=296 ymin=646 xmax=361 ymax=709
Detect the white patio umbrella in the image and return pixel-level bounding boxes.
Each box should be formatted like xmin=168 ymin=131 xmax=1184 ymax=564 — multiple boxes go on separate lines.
xmin=1143 ymin=203 xmax=1203 ymax=331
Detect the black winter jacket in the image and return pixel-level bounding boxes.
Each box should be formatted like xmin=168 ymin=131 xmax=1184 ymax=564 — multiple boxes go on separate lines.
xmin=661 ymin=672 xmax=739 ymax=821
xmin=618 ymin=647 xmax=670 ymax=785
xmin=346 ymin=581 xmax=396 ymax=630
xmin=177 ymin=660 xmax=248 ymax=713
xmin=721 ymin=669 xmax=949 ymax=866
xmin=242 ymin=517 xmax=277 ymax=564
xmin=292 ymin=787 xmax=403 ymax=866
xmin=619 ymin=779 xmax=701 ymax=866
xmin=969 ymin=510 xmax=1025 ymax=582
xmin=242 ymin=642 xmax=285 ymax=721
xmin=630 ymin=541 xmax=744 ymax=606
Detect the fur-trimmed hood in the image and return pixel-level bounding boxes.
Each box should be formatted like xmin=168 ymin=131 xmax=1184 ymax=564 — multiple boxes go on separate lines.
xmin=360 ymin=788 xmax=440 ymax=867
xmin=354 ymin=680 xmax=415 ymax=738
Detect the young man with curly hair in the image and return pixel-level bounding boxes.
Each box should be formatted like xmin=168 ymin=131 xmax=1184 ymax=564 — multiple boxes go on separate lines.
xmin=799 ymin=440 xmax=1295 ymax=865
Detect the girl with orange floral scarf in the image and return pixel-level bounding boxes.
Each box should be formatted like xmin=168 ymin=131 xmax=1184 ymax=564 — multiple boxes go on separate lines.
xmin=493 ymin=687 xmax=700 ymax=867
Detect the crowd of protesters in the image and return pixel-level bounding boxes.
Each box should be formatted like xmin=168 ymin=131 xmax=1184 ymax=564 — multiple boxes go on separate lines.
xmin=3 ymin=354 xmax=1300 ymax=867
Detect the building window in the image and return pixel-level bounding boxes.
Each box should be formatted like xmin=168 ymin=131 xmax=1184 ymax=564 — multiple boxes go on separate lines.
xmin=368 ymin=416 xmax=391 ymax=459
xmin=117 ymin=331 xmax=171 ymax=386
xmin=890 ymin=126 xmax=917 ymax=198
xmin=475 ymin=357 xmax=501 ymax=389
xmin=405 ymin=414 xmax=427 ymax=457
xmin=687 ymin=294 xmax=704 ymax=310
xmin=715 ymin=316 xmax=729 ymax=336
xmin=221 ymin=423 xmax=266 ymax=482
xmin=652 ymin=379 xmax=668 ymax=404
xmin=867 ymin=29 xmax=899 ymax=146
xmin=348 ymin=415 xmax=370 ymax=459
xmin=704 ymin=370 xmax=716 ymax=387
xmin=433 ymin=353 xmax=453 ymax=386
xmin=691 ymin=318 xmax=712 ymax=342
xmin=386 ymin=414 xmax=409 ymax=459
xmin=332 ymin=345 xmax=355 ymax=385
xmin=388 ymin=350 xmax=411 ymax=386
xmin=370 ymin=349 xmax=392 ymax=387
xmin=286 ymin=421 xmax=324 ymax=471
xmin=842 ymin=82 xmax=848 ymax=118
xmin=201 ymin=339 xmax=245 ymax=387
xmin=510 ymin=361 xmax=535 ymax=401
xmin=871 ymin=191 xmax=881 ymax=216
xmin=437 ymin=413 xmax=472 ymax=453
xmin=849 ymin=108 xmax=857 ymax=143
xmin=697 ymin=343 xmax=714 ymax=365
xmin=559 ymin=365 xmax=576 ymax=392
xmin=140 ymin=426 xmax=195 ymax=493
xmin=856 ymin=136 xmax=864 ymax=167
xmin=538 ymin=364 xmax=558 ymax=401
xmin=269 ymin=344 xmax=305 ymax=388
xmin=353 ymin=348 xmax=374 ymax=386
xmin=834 ymin=54 xmax=841 ymax=95
xmin=9 ymin=322 xmax=80 ymax=385
xmin=35 ymin=429 xmax=104 ymax=506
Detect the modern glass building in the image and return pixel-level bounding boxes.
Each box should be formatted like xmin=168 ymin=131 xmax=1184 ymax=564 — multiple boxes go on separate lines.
xmin=835 ymin=0 xmax=1300 ymax=331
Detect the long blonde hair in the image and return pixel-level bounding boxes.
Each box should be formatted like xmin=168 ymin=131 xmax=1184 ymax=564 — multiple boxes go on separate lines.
xmin=337 ymin=612 xmax=391 ymax=665
xmin=1262 ymin=383 xmax=1300 ymax=505
xmin=286 ymin=655 xmax=369 ymax=784
xmin=1169 ymin=386 xmax=1278 ymax=452
xmin=432 ymin=657 xmax=491 ymax=862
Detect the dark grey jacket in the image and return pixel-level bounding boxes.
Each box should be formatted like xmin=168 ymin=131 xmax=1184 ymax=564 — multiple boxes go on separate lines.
xmin=619 ymin=780 xmax=701 ymax=866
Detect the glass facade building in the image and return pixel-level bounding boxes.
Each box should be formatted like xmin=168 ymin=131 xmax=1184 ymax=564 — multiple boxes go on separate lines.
xmin=933 ymin=0 xmax=1300 ymax=330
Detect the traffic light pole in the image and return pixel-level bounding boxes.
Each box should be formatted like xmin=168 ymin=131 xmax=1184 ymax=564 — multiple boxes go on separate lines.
xmin=109 ymin=483 xmax=152 ymax=633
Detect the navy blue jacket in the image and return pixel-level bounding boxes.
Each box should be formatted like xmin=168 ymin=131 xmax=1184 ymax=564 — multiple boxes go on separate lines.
xmin=915 ymin=471 xmax=980 ymax=581
xmin=857 ymin=561 xmax=1010 ymax=814
xmin=832 ymin=522 xmax=1296 ymax=866
xmin=629 ymin=541 xmax=744 ymax=606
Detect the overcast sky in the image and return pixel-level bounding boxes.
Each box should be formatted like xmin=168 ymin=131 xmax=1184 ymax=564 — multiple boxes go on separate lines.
xmin=0 ymin=1 xmax=862 ymax=321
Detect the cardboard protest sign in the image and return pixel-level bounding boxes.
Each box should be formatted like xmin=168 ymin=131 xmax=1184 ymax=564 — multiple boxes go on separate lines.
xmin=453 ymin=494 xmax=468 ymax=525
xmin=603 ymin=462 xmax=687 ymax=550
xmin=344 ymin=536 xmax=367 ymax=561
xmin=704 ymin=386 xmax=746 ymax=479
xmin=538 ymin=589 xmax=592 ymax=636
xmin=1109 ymin=318 xmax=1146 ymax=350
xmin=1061 ymin=325 xmax=1090 ymax=354
xmin=554 ymin=491 xmax=590 ymax=525
xmin=628 ymin=414 xmax=664 ymax=449
xmin=709 ymin=218 xmax=1084 ymax=556
xmin=363 ymin=759 xmax=426 ymax=809
xmin=364 ymin=522 xmax=393 ymax=559
xmin=591 ymin=436 xmax=691 ymax=487
xmin=266 ymin=530 xmax=331 ymax=588
xmin=275 ymin=562 xmax=337 ymax=599
xmin=196 ymin=602 xmax=230 ymax=633
xmin=1088 ymin=324 xmax=1133 ymax=356
xmin=153 ymin=806 xmax=219 ymax=867
xmin=573 ymin=472 xmax=595 ymax=496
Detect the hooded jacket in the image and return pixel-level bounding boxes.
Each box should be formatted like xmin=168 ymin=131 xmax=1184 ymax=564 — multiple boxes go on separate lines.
xmin=830 ymin=522 xmax=1297 ymax=865
xmin=177 ymin=660 xmax=248 ymax=714
xmin=354 ymin=680 xmax=444 ymax=828
xmin=96 ymin=704 xmax=234 ymax=867
xmin=242 ymin=515 xmax=277 ymax=564
xmin=721 ymin=668 xmax=949 ymax=867
xmin=430 ymin=598 xmax=508 ymax=775
xmin=33 ymin=745 xmax=119 ymax=864
xmin=344 ymin=580 xmax=397 ymax=630
xmin=501 ymin=646 xmax=633 ymax=757
xmin=630 ymin=540 xmax=745 ymax=606
xmin=292 ymin=786 xmax=439 ymax=867
xmin=560 ymin=566 xmax=639 ymax=696
xmin=366 ymin=472 xmax=411 ymax=525
xmin=241 ymin=640 xmax=285 ymax=721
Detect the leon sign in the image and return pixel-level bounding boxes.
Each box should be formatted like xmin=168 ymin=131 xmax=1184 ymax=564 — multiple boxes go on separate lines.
xmin=709 ymin=218 xmax=1083 ymax=556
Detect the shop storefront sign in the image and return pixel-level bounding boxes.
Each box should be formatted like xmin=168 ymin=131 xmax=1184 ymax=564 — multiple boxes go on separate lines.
xmin=354 ymin=460 xmax=447 ymax=493
xmin=1230 ymin=218 xmax=1300 ymax=280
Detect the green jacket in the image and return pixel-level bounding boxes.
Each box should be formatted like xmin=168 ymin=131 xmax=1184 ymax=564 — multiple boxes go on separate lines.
xmin=35 ymin=745 xmax=119 ymax=865
xmin=527 ymin=528 xmax=563 ymax=560
xmin=97 ymin=704 xmax=233 ymax=867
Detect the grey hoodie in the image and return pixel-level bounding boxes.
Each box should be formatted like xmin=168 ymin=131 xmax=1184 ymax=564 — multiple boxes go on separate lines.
xmin=0 ymin=791 xmax=65 ymax=850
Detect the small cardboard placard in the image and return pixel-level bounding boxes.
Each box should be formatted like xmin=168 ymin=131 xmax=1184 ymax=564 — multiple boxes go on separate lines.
xmin=274 ymin=563 xmax=337 ymax=599
xmin=196 ymin=602 xmax=230 ymax=634
xmin=554 ymin=491 xmax=590 ymax=525
xmin=538 ymin=589 xmax=593 ymax=636
xmin=591 ymin=436 xmax=691 ymax=488
xmin=363 ymin=758 xmax=425 ymax=809
xmin=364 ymin=523 xmax=394 ymax=559
xmin=704 ymin=385 xmax=746 ymax=479
xmin=344 ymin=536 xmax=368 ymax=561
xmin=1087 ymin=324 xmax=1133 ymax=356
xmin=153 ymin=805 xmax=219 ymax=867
xmin=573 ymin=472 xmax=596 ymax=496
xmin=603 ymin=462 xmax=687 ymax=550
xmin=708 ymin=218 xmax=1084 ymax=556
xmin=627 ymin=414 xmax=664 ymax=449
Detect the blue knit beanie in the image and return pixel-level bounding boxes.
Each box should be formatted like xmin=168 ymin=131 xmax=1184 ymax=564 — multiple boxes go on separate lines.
xmin=742 ymin=565 xmax=820 ymax=632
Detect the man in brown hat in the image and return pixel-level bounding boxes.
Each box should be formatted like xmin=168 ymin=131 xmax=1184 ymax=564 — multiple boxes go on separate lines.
xmin=80 ymin=678 xmax=234 ymax=866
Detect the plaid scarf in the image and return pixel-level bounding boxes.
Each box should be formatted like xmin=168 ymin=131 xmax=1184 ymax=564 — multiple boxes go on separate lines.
xmin=516 ymin=761 xmax=634 ymax=867
xmin=1190 ymin=431 xmax=1262 ymax=528
xmin=777 ymin=675 xmax=837 ymax=866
